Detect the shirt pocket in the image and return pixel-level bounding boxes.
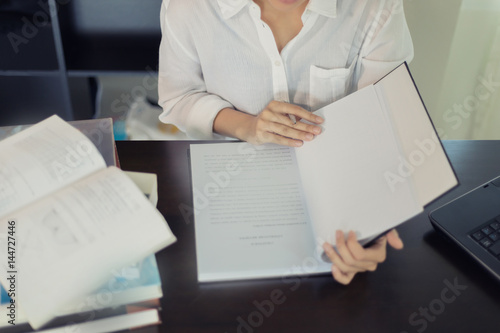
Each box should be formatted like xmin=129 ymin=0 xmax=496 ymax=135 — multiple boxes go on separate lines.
xmin=309 ymin=57 xmax=357 ymax=111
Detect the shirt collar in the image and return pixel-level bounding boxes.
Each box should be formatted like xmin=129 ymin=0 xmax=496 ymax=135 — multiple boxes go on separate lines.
xmin=216 ymin=0 xmax=337 ymax=20
xmin=307 ymin=0 xmax=337 ymax=18
xmin=217 ymin=0 xmax=249 ymax=19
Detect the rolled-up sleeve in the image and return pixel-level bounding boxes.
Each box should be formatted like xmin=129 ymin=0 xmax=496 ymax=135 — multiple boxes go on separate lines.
xmin=158 ymin=0 xmax=234 ymax=139
xmin=355 ymin=0 xmax=414 ymax=90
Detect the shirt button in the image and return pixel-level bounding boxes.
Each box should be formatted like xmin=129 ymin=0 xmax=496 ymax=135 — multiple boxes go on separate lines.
xmin=274 ymin=61 xmax=281 ymax=67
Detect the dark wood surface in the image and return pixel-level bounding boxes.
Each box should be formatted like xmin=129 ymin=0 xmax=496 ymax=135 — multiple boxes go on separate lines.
xmin=116 ymin=140 xmax=500 ymax=333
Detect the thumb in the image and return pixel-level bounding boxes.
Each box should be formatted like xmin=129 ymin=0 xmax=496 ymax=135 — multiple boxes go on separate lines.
xmin=387 ymin=229 xmax=404 ymax=250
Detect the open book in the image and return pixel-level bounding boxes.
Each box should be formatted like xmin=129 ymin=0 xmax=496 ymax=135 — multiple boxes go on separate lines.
xmin=189 ymin=63 xmax=458 ymax=282
xmin=0 ymin=115 xmax=177 ymax=329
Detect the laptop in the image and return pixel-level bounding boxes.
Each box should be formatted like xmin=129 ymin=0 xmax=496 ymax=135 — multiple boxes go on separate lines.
xmin=429 ymin=175 xmax=500 ymax=280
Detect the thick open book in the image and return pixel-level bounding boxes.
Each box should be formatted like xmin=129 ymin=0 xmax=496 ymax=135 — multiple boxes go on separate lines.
xmin=0 ymin=115 xmax=177 ymax=329
xmin=189 ymin=63 xmax=458 ymax=282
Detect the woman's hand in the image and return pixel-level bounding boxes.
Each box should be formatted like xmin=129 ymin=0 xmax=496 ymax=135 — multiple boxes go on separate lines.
xmin=213 ymin=101 xmax=324 ymax=147
xmin=322 ymin=229 xmax=404 ymax=285
xmin=245 ymin=101 xmax=324 ymax=147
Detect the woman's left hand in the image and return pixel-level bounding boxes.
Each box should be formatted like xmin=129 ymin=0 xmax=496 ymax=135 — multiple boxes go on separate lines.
xmin=322 ymin=229 xmax=404 ymax=285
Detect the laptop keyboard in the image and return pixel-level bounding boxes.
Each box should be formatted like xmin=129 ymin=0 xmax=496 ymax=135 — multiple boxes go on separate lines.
xmin=470 ymin=216 xmax=500 ymax=259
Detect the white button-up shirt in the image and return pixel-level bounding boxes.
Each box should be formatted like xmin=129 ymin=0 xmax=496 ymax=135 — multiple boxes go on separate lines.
xmin=158 ymin=0 xmax=414 ymax=139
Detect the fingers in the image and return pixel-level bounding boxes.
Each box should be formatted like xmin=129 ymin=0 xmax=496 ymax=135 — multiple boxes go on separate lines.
xmin=257 ymin=113 xmax=317 ymax=144
xmin=267 ymin=101 xmax=323 ymax=126
xmin=386 ymin=229 xmax=404 ymax=250
xmin=333 ymin=231 xmax=383 ymax=272
xmin=322 ymin=230 xmax=392 ymax=285
xmin=330 ymin=265 xmax=356 ymax=285
xmin=345 ymin=231 xmax=388 ymax=264
xmin=252 ymin=124 xmax=307 ymax=147
xmin=323 ymin=243 xmax=357 ymax=285
xmin=252 ymin=101 xmax=323 ymax=147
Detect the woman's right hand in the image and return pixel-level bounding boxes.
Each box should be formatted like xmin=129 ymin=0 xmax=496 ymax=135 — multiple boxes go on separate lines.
xmin=214 ymin=101 xmax=324 ymax=147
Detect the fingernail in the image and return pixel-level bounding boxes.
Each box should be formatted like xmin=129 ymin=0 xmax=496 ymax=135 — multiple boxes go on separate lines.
xmin=305 ymin=133 xmax=313 ymax=140
xmin=315 ymin=116 xmax=324 ymax=123
xmin=313 ymin=127 xmax=321 ymax=134
xmin=294 ymin=141 xmax=303 ymax=147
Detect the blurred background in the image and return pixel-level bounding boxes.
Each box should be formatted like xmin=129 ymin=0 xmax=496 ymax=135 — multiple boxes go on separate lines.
xmin=406 ymin=0 xmax=500 ymax=140
xmin=0 ymin=0 xmax=499 ymax=140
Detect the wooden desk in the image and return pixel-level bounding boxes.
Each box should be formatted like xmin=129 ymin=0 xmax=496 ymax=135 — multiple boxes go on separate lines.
xmin=116 ymin=140 xmax=500 ymax=333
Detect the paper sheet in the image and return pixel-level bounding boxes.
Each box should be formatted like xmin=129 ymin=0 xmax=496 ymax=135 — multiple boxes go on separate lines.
xmin=190 ymin=142 xmax=331 ymax=282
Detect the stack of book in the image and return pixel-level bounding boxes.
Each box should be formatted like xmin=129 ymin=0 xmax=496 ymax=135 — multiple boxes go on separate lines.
xmin=0 ymin=254 xmax=164 ymax=332
xmin=0 ymin=116 xmax=176 ymax=332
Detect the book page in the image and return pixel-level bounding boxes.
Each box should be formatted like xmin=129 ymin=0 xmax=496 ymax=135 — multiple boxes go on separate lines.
xmin=0 ymin=166 xmax=176 ymax=329
xmin=190 ymin=142 xmax=331 ymax=282
xmin=0 ymin=115 xmax=106 ymax=219
xmin=295 ymin=85 xmax=423 ymax=245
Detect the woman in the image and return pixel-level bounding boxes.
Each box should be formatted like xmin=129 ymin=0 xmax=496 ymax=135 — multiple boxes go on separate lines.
xmin=158 ymin=0 xmax=412 ymax=284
